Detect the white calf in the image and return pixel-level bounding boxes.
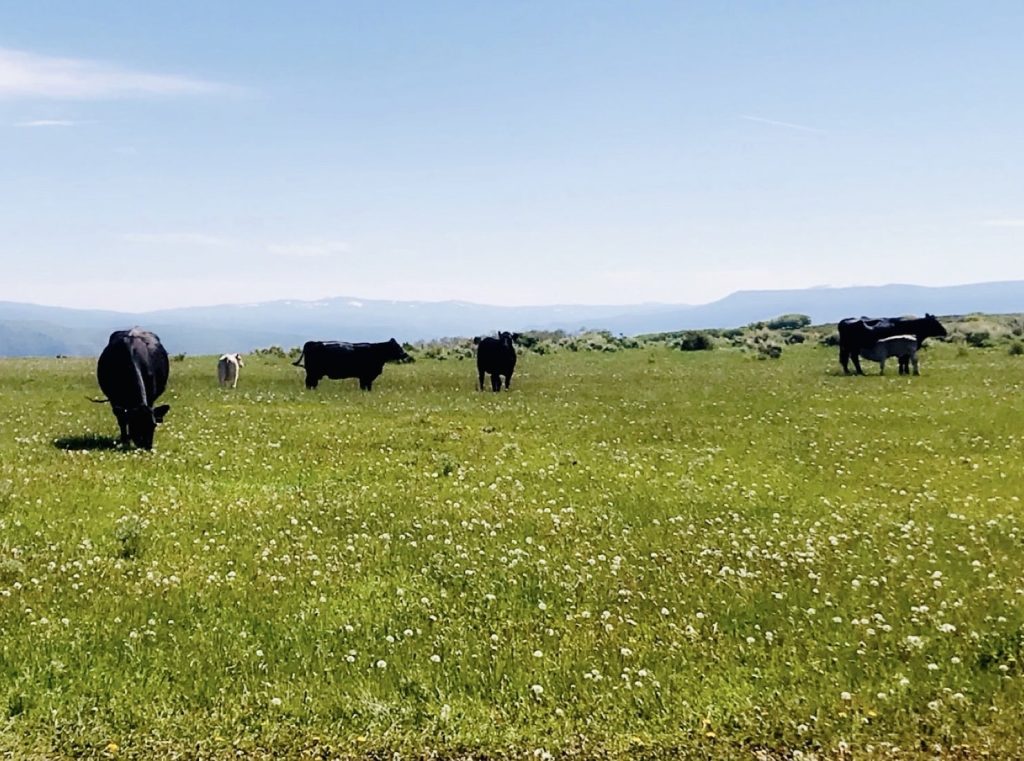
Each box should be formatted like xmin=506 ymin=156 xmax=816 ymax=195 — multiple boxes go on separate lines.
xmin=858 ymin=335 xmax=919 ymax=375
xmin=217 ymin=353 xmax=244 ymax=388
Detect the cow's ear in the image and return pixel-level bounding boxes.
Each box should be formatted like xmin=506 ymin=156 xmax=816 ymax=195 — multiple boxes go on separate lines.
xmin=473 ymin=336 xmax=482 ymax=345
xmin=153 ymin=404 xmax=170 ymax=423
xmin=512 ymin=333 xmax=521 ymax=342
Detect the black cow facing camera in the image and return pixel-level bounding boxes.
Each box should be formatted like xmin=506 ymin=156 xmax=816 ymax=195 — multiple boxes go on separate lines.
xmin=95 ymin=328 xmax=171 ymax=449
xmin=293 ymin=338 xmax=410 ymax=390
xmin=475 ymin=331 xmax=519 ymax=391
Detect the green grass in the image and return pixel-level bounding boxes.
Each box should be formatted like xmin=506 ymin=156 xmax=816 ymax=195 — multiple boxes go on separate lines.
xmin=1 ymin=344 xmax=1023 ymax=759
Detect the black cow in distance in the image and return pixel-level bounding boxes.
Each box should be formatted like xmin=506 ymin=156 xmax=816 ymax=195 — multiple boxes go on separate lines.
xmin=95 ymin=328 xmax=170 ymax=449
xmin=292 ymin=338 xmax=411 ymax=390
xmin=475 ymin=332 xmax=518 ymax=391
xmin=838 ymin=314 xmax=947 ymax=375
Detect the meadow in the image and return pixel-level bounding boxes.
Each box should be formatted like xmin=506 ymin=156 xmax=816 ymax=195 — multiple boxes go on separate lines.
xmin=1 ymin=342 xmax=1022 ymax=759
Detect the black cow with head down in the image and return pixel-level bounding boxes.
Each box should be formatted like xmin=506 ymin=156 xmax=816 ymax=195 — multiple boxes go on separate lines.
xmin=292 ymin=338 xmax=411 ymax=390
xmin=474 ymin=331 xmax=519 ymax=391
xmin=838 ymin=314 xmax=947 ymax=375
xmin=95 ymin=328 xmax=170 ymax=449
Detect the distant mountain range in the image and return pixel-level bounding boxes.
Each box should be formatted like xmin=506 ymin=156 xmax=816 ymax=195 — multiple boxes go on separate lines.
xmin=2 ymin=280 xmax=1022 ymax=357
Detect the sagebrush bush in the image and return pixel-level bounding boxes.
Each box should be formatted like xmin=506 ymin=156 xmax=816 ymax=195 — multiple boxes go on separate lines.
xmin=678 ymin=331 xmax=714 ymax=351
xmin=766 ymin=313 xmax=811 ymax=330
xmin=966 ymin=330 xmax=992 ymax=348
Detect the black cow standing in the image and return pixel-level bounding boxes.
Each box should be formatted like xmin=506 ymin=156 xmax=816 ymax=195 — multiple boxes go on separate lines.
xmin=475 ymin=332 xmax=518 ymax=391
xmin=292 ymin=338 xmax=411 ymax=390
xmin=95 ymin=328 xmax=170 ymax=449
xmin=838 ymin=314 xmax=947 ymax=375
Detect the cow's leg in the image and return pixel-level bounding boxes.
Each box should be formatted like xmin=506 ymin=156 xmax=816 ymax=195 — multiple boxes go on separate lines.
xmin=360 ymin=377 xmax=373 ymax=391
xmin=491 ymin=373 xmax=501 ymax=392
xmin=852 ymin=353 xmax=865 ymax=375
xmin=879 ymin=358 xmax=886 ymax=376
xmin=478 ymin=368 xmax=485 ymax=391
xmin=114 ymin=410 xmax=130 ymax=446
xmin=911 ymin=355 xmax=919 ymax=375
xmin=840 ymin=347 xmax=851 ymax=374
xmin=305 ymin=372 xmax=319 ymax=390
xmin=505 ymin=370 xmax=513 ymax=390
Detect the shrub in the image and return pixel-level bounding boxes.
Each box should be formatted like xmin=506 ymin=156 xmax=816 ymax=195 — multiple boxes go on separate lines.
xmin=745 ymin=330 xmax=782 ymax=359
xmin=255 ymin=346 xmax=288 ymax=359
xmin=965 ymin=331 xmax=992 ymax=348
xmin=1009 ymin=341 xmax=1024 ymax=357
xmin=785 ymin=332 xmax=806 ymax=345
xmin=678 ymin=332 xmax=714 ymax=351
xmin=766 ymin=313 xmax=812 ymax=330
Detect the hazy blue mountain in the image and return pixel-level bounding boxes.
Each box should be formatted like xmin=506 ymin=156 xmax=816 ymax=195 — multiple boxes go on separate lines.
xmin=1 ymin=280 xmax=1022 ymax=356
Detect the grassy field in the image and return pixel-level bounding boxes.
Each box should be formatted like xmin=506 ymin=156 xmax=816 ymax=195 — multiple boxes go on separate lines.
xmin=1 ymin=343 xmax=1022 ymax=759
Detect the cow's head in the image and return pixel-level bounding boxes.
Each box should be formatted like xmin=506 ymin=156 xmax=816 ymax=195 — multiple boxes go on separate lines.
xmin=235 ymin=353 xmax=244 ymax=367
xmin=125 ymin=404 xmax=170 ymax=450
xmin=387 ymin=338 xmax=413 ymax=363
xmin=922 ymin=313 xmax=948 ymax=338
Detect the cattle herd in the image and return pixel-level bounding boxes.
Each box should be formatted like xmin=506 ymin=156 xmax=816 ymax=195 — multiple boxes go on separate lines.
xmin=92 ymin=314 xmax=947 ymax=449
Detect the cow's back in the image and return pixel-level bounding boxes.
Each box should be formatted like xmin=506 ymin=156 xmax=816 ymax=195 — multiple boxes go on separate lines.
xmin=98 ymin=329 xmax=168 ymax=406
xmin=840 ymin=317 xmax=905 ymax=345
xmin=218 ymin=354 xmax=238 ymax=383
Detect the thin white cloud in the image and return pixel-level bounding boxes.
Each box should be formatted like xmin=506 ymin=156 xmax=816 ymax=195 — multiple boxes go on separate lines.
xmin=267 ymin=240 xmax=351 ymax=258
xmin=13 ymin=118 xmax=82 ymax=127
xmin=121 ymin=233 xmax=352 ymax=258
xmin=0 ymin=47 xmax=234 ymax=100
xmin=120 ymin=232 xmax=235 ymax=248
xmin=740 ymin=114 xmax=825 ymax=134
xmin=980 ymin=219 xmax=1024 ymax=228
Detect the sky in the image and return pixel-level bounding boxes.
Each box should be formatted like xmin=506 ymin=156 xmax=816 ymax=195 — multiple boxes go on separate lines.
xmin=2 ymin=1 xmax=1023 ymax=311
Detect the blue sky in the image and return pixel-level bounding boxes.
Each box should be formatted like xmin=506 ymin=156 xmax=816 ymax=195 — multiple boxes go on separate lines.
xmin=2 ymin=1 xmax=1022 ymax=310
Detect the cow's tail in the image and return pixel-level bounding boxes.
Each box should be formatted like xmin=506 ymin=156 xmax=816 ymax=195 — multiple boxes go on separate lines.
xmin=292 ymin=350 xmax=305 ymax=367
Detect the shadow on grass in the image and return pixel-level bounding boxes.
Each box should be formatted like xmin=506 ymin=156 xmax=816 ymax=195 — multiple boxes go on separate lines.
xmin=53 ymin=434 xmax=121 ymax=451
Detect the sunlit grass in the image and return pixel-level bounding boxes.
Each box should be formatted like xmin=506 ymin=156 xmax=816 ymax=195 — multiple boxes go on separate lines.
xmin=1 ymin=343 xmax=1022 ymax=758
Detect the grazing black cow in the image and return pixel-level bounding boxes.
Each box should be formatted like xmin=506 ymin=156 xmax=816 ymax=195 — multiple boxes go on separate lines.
xmin=95 ymin=328 xmax=170 ymax=449
xmin=474 ymin=332 xmax=518 ymax=391
xmin=292 ymin=338 xmax=410 ymax=390
xmin=838 ymin=314 xmax=946 ymax=375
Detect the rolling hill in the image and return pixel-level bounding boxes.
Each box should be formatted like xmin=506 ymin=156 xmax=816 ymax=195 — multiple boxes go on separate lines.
xmin=1 ymin=280 xmax=1022 ymax=356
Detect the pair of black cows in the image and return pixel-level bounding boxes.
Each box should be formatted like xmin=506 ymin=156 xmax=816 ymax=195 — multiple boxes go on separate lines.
xmin=95 ymin=315 xmax=945 ymax=450
xmin=94 ymin=329 xmax=519 ymax=449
